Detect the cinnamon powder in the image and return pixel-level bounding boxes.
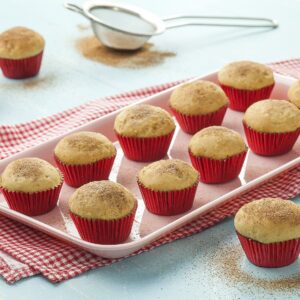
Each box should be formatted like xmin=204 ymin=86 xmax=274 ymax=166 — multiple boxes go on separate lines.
xmin=211 ymin=242 xmax=300 ymax=292
xmin=0 ymin=75 xmax=54 ymax=90
xmin=75 ymin=36 xmax=175 ymax=68
xmin=77 ymin=23 xmax=90 ymax=31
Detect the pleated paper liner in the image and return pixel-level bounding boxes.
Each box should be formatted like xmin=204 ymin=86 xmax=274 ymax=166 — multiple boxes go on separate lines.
xmin=220 ymin=83 xmax=274 ymax=112
xmin=54 ymin=155 xmax=115 ymax=188
xmin=243 ymin=122 xmax=300 ymax=156
xmin=1 ymin=178 xmax=63 ymax=216
xmin=237 ymin=232 xmax=300 ymax=268
xmin=115 ymin=130 xmax=174 ymax=162
xmin=189 ymin=150 xmax=247 ymax=184
xmin=137 ymin=180 xmax=199 ymax=216
xmin=0 ymin=51 xmax=44 ymax=79
xmin=70 ymin=202 xmax=137 ymax=244
xmin=170 ymin=105 xmax=228 ymax=134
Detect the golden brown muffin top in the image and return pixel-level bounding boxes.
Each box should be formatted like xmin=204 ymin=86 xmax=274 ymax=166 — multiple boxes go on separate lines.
xmin=189 ymin=126 xmax=246 ymax=160
xmin=69 ymin=181 xmax=136 ymax=220
xmin=234 ymin=198 xmax=300 ymax=243
xmin=218 ymin=61 xmax=274 ymax=90
xmin=114 ymin=104 xmax=175 ymax=138
xmin=54 ymin=131 xmax=116 ymax=165
xmin=169 ymin=80 xmax=229 ymax=115
xmin=0 ymin=27 xmax=45 ymax=59
xmin=288 ymin=80 xmax=300 ymax=109
xmin=138 ymin=159 xmax=198 ymax=192
xmin=243 ymin=99 xmax=300 ymax=133
xmin=0 ymin=157 xmax=62 ymax=193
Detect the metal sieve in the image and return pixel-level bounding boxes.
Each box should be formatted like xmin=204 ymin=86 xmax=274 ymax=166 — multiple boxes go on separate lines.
xmin=65 ymin=1 xmax=278 ymax=50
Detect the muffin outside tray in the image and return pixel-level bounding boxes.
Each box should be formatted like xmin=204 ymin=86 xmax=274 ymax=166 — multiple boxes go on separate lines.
xmin=0 ymin=71 xmax=299 ymax=259
xmin=0 ymin=51 xmax=43 ymax=79
xmin=237 ymin=232 xmax=300 ymax=268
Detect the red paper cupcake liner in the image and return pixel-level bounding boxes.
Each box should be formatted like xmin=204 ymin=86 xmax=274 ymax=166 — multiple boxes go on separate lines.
xmin=243 ymin=122 xmax=300 ymax=156
xmin=54 ymin=155 xmax=116 ymax=188
xmin=237 ymin=232 xmax=300 ymax=268
xmin=189 ymin=150 xmax=247 ymax=184
xmin=70 ymin=203 xmax=137 ymax=244
xmin=0 ymin=51 xmax=44 ymax=79
xmin=170 ymin=105 xmax=228 ymax=134
xmin=1 ymin=179 xmax=63 ymax=216
xmin=220 ymin=84 xmax=274 ymax=112
xmin=115 ymin=130 xmax=174 ymax=162
xmin=137 ymin=180 xmax=199 ymax=216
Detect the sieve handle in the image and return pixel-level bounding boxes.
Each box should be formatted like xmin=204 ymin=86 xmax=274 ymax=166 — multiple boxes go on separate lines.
xmin=64 ymin=2 xmax=88 ymax=18
xmin=163 ymin=15 xmax=278 ymax=29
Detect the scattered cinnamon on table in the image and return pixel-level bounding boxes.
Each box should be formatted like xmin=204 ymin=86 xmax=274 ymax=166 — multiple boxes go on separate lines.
xmin=76 ymin=36 xmax=176 ymax=69
xmin=0 ymin=75 xmax=54 ymax=90
xmin=210 ymin=242 xmax=300 ymax=292
xmin=77 ymin=24 xmax=90 ymax=31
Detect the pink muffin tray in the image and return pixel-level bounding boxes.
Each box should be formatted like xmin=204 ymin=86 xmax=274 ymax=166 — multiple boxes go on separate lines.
xmin=0 ymin=71 xmax=299 ymax=258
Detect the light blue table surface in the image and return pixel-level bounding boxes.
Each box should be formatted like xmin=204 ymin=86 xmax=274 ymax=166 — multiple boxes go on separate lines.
xmin=1 ymin=0 xmax=300 ymax=299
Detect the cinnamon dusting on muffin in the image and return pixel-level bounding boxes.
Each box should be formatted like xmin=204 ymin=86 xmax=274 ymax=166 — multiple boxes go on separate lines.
xmin=0 ymin=27 xmax=45 ymax=59
xmin=218 ymin=61 xmax=274 ymax=90
xmin=241 ymin=198 xmax=300 ymax=225
xmin=235 ymin=198 xmax=300 ymax=243
xmin=157 ymin=163 xmax=184 ymax=178
xmin=138 ymin=159 xmax=198 ymax=192
xmin=114 ymin=104 xmax=175 ymax=138
xmin=67 ymin=135 xmax=105 ymax=152
xmin=170 ymin=80 xmax=229 ymax=115
xmin=11 ymin=159 xmax=43 ymax=180
xmin=68 ymin=181 xmax=136 ymax=220
xmin=54 ymin=131 xmax=116 ymax=165
xmin=1 ymin=158 xmax=61 ymax=193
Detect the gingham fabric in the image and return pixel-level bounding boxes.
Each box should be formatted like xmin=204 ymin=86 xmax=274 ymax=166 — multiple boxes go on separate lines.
xmin=0 ymin=59 xmax=300 ymax=284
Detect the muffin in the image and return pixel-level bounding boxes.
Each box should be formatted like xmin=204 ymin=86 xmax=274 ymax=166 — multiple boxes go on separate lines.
xmin=235 ymin=198 xmax=300 ymax=267
xmin=69 ymin=181 xmax=137 ymax=244
xmin=169 ymin=80 xmax=229 ymax=134
xmin=189 ymin=126 xmax=247 ymax=183
xmin=0 ymin=27 xmax=45 ymax=79
xmin=137 ymin=159 xmax=199 ymax=215
xmin=243 ymin=99 xmax=300 ymax=156
xmin=54 ymin=131 xmax=116 ymax=187
xmin=114 ymin=104 xmax=175 ymax=161
xmin=0 ymin=157 xmax=63 ymax=216
xmin=218 ymin=61 xmax=274 ymax=111
xmin=288 ymin=80 xmax=300 ymax=108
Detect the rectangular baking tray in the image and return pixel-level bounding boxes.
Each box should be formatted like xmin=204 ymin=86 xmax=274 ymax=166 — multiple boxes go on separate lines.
xmin=0 ymin=72 xmax=299 ymax=259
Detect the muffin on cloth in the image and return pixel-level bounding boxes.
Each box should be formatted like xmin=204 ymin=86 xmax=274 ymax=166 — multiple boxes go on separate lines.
xmin=243 ymin=99 xmax=300 ymax=156
xmin=0 ymin=157 xmax=63 ymax=216
xmin=0 ymin=27 xmax=45 ymax=79
xmin=69 ymin=180 xmax=137 ymax=244
xmin=54 ymin=131 xmax=116 ymax=188
xmin=288 ymin=80 xmax=300 ymax=108
xmin=189 ymin=126 xmax=247 ymax=184
xmin=114 ymin=104 xmax=175 ymax=161
xmin=137 ymin=159 xmax=199 ymax=216
xmin=218 ymin=61 xmax=274 ymax=111
xmin=235 ymin=198 xmax=300 ymax=267
xmin=169 ymin=80 xmax=229 ymax=134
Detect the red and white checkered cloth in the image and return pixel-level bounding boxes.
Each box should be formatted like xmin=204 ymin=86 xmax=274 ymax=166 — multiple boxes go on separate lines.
xmin=0 ymin=59 xmax=300 ymax=284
